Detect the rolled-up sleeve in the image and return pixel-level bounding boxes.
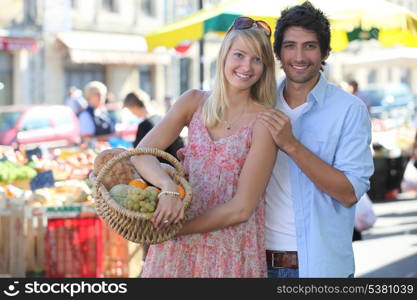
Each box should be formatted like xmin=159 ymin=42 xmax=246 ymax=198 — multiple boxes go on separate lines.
xmin=333 ymin=102 xmax=374 ymax=200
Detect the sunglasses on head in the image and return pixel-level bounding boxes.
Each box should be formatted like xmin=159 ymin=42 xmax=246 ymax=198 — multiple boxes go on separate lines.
xmin=229 ymin=17 xmax=272 ymax=39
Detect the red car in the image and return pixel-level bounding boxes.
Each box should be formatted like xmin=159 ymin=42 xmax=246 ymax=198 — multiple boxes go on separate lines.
xmin=0 ymin=105 xmax=81 ymax=149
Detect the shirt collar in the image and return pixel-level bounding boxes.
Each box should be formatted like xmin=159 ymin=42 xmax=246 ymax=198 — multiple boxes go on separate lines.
xmin=277 ymin=73 xmax=328 ymax=107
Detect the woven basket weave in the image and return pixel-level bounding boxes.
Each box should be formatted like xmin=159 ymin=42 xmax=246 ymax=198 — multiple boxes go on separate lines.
xmin=89 ymin=147 xmax=192 ymax=244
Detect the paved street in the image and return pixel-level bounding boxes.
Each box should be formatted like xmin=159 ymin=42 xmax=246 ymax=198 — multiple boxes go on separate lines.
xmin=354 ymin=198 xmax=417 ymax=277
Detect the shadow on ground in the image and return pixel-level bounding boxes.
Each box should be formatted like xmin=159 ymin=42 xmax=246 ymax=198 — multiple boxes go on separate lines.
xmin=359 ymin=253 xmax=417 ymax=278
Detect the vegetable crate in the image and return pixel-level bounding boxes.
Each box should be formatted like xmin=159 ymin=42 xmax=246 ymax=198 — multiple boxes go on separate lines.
xmin=44 ymin=217 xmax=143 ymax=278
xmin=0 ymin=207 xmax=46 ymax=277
xmin=45 ymin=217 xmax=103 ymax=278
xmin=0 ymin=205 xmax=143 ymax=278
xmin=102 ymin=222 xmax=144 ymax=278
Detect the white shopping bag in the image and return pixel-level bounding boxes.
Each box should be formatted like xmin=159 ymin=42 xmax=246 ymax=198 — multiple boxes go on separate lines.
xmin=401 ymin=159 xmax=417 ymax=192
xmin=354 ymin=193 xmax=377 ymax=232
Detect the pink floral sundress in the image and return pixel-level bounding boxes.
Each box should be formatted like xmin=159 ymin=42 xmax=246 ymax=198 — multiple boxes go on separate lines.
xmin=141 ymin=106 xmax=266 ymax=277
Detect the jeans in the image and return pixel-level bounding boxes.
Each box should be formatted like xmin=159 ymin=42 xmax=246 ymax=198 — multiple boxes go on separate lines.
xmin=267 ymin=264 xmax=354 ymax=278
xmin=267 ymin=264 xmax=299 ymax=278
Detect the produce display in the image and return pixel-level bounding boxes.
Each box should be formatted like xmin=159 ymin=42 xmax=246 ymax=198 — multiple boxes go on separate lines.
xmin=0 ymin=161 xmax=37 ymax=183
xmin=28 ymin=148 xmax=98 ymax=180
xmin=0 ymin=145 xmax=101 ymax=209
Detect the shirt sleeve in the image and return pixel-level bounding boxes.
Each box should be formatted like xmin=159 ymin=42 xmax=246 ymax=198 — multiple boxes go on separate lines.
xmin=78 ymin=111 xmax=95 ymax=135
xmin=333 ymin=102 xmax=374 ymax=201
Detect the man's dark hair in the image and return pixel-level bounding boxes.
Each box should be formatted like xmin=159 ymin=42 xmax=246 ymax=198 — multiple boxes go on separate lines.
xmin=273 ymin=1 xmax=331 ymax=68
xmin=123 ymin=92 xmax=145 ymax=108
xmin=348 ymin=79 xmax=359 ymax=92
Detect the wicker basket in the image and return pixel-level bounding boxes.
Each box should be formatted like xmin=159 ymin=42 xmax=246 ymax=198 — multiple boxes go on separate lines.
xmin=89 ymin=147 xmax=192 ymax=245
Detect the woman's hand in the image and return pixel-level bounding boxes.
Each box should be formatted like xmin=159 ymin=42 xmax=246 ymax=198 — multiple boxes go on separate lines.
xmin=152 ymin=184 xmax=185 ymax=228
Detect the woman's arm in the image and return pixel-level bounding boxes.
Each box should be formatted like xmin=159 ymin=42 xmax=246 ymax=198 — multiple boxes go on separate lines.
xmin=177 ymin=120 xmax=278 ymax=236
xmin=130 ymin=89 xmax=204 ymax=227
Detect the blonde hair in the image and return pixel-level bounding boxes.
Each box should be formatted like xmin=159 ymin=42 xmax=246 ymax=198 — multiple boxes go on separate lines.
xmin=202 ymin=25 xmax=277 ymax=128
xmin=84 ymin=81 xmax=107 ymax=100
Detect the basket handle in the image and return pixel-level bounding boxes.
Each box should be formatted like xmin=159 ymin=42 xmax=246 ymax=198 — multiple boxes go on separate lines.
xmin=95 ymin=147 xmax=186 ymax=188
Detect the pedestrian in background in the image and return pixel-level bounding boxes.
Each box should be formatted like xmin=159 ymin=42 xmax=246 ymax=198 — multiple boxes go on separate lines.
xmin=65 ymin=86 xmax=88 ymax=116
xmin=347 ymin=79 xmax=371 ymax=112
xmin=78 ymin=81 xmax=116 ymax=143
xmin=131 ymin=16 xmax=277 ymax=277
xmin=260 ymin=1 xmax=374 ymax=278
xmin=123 ymin=90 xmax=184 ymax=160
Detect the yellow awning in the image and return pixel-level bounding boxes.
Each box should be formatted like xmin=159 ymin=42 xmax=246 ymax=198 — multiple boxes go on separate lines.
xmin=145 ymin=0 xmax=417 ymax=52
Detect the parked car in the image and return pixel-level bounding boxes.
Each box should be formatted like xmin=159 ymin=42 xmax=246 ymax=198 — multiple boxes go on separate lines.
xmin=106 ymin=102 xmax=141 ymax=142
xmin=0 ymin=105 xmax=80 ymax=149
xmin=362 ymin=83 xmax=414 ymax=129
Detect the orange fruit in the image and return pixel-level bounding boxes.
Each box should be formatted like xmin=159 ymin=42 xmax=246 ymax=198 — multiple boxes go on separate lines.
xmin=128 ymin=179 xmax=148 ymax=189
xmin=178 ymin=185 xmax=185 ymax=199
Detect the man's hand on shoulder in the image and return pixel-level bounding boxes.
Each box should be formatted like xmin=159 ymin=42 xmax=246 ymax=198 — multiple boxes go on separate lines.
xmin=259 ymin=108 xmax=298 ymax=154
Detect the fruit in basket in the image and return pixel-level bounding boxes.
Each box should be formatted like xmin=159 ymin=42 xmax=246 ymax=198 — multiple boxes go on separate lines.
xmin=127 ymin=186 xmax=146 ymax=201
xmin=108 ymin=183 xmax=159 ymax=213
xmin=145 ymin=186 xmax=159 ymax=201
xmin=128 ymin=178 xmax=148 ymax=189
xmin=126 ymin=187 xmax=157 ymax=213
xmin=178 ymin=185 xmax=185 ymax=200
xmin=109 ymin=184 xmax=129 ymax=197
xmin=109 ymin=184 xmax=130 ymax=203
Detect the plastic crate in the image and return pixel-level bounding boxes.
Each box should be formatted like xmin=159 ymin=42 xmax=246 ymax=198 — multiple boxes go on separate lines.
xmin=45 ymin=217 xmax=103 ymax=277
xmin=0 ymin=207 xmax=46 ymax=277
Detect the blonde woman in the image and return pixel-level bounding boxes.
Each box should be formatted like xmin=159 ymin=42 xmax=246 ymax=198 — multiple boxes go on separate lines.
xmin=131 ymin=17 xmax=278 ymax=277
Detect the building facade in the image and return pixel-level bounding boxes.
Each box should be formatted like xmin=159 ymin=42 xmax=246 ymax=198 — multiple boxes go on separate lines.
xmin=0 ymin=0 xmax=171 ymax=107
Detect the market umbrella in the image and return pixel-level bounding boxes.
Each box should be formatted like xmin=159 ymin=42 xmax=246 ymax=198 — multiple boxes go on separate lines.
xmin=145 ymin=0 xmax=417 ymax=52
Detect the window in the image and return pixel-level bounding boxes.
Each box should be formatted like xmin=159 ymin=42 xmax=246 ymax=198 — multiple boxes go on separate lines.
xmin=139 ymin=65 xmax=154 ymax=99
xmin=64 ymin=64 xmax=105 ymax=102
xmin=141 ymin=0 xmax=155 ymax=16
xmin=179 ymin=58 xmax=191 ymax=94
xmin=0 ymin=112 xmax=21 ymax=131
xmin=400 ymin=68 xmax=411 ymax=87
xmin=210 ymin=60 xmax=217 ymax=89
xmin=20 ymin=116 xmax=51 ymax=131
xmin=102 ymin=0 xmax=118 ymax=12
xmin=53 ymin=113 xmax=73 ymax=127
xmin=0 ymin=52 xmax=13 ymax=106
xmin=367 ymin=69 xmax=376 ymax=84
xmin=70 ymin=0 xmax=78 ymax=9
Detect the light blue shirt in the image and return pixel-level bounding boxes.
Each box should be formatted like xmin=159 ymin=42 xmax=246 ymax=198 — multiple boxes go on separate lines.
xmin=275 ymin=74 xmax=374 ymax=277
xmin=79 ymin=110 xmax=95 ymax=135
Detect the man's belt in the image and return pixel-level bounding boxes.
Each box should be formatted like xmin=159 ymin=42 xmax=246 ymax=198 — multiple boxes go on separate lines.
xmin=266 ymin=250 xmax=298 ymax=269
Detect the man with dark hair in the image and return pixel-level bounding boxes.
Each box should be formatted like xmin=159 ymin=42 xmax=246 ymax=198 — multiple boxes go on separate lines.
xmin=123 ymin=91 xmax=184 ymax=158
xmin=260 ymin=1 xmax=374 ymax=277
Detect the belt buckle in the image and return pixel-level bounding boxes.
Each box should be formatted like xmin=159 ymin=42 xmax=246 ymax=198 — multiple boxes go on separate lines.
xmin=271 ymin=251 xmax=286 ymax=269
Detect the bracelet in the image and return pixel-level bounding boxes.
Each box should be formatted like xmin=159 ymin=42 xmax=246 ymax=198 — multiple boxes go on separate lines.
xmin=158 ymin=190 xmax=180 ymax=200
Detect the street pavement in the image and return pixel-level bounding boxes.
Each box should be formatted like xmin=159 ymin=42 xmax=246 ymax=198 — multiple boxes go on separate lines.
xmin=353 ymin=198 xmax=417 ymax=278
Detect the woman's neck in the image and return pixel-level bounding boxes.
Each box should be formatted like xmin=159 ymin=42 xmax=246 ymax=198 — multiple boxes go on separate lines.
xmin=225 ymin=88 xmax=252 ymax=108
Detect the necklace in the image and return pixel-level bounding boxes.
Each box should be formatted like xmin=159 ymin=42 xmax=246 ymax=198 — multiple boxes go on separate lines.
xmin=222 ymin=107 xmax=246 ymax=130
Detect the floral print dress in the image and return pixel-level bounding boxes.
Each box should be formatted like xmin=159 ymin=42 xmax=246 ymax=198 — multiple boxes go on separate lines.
xmin=141 ymin=106 xmax=266 ymax=278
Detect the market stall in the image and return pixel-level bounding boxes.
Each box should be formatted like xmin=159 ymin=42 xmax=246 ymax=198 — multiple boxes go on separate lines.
xmin=0 ymin=145 xmax=144 ymax=278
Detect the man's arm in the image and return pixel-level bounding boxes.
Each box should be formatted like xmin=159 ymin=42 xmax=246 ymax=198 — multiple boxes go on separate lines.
xmin=260 ymin=104 xmax=373 ymax=208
